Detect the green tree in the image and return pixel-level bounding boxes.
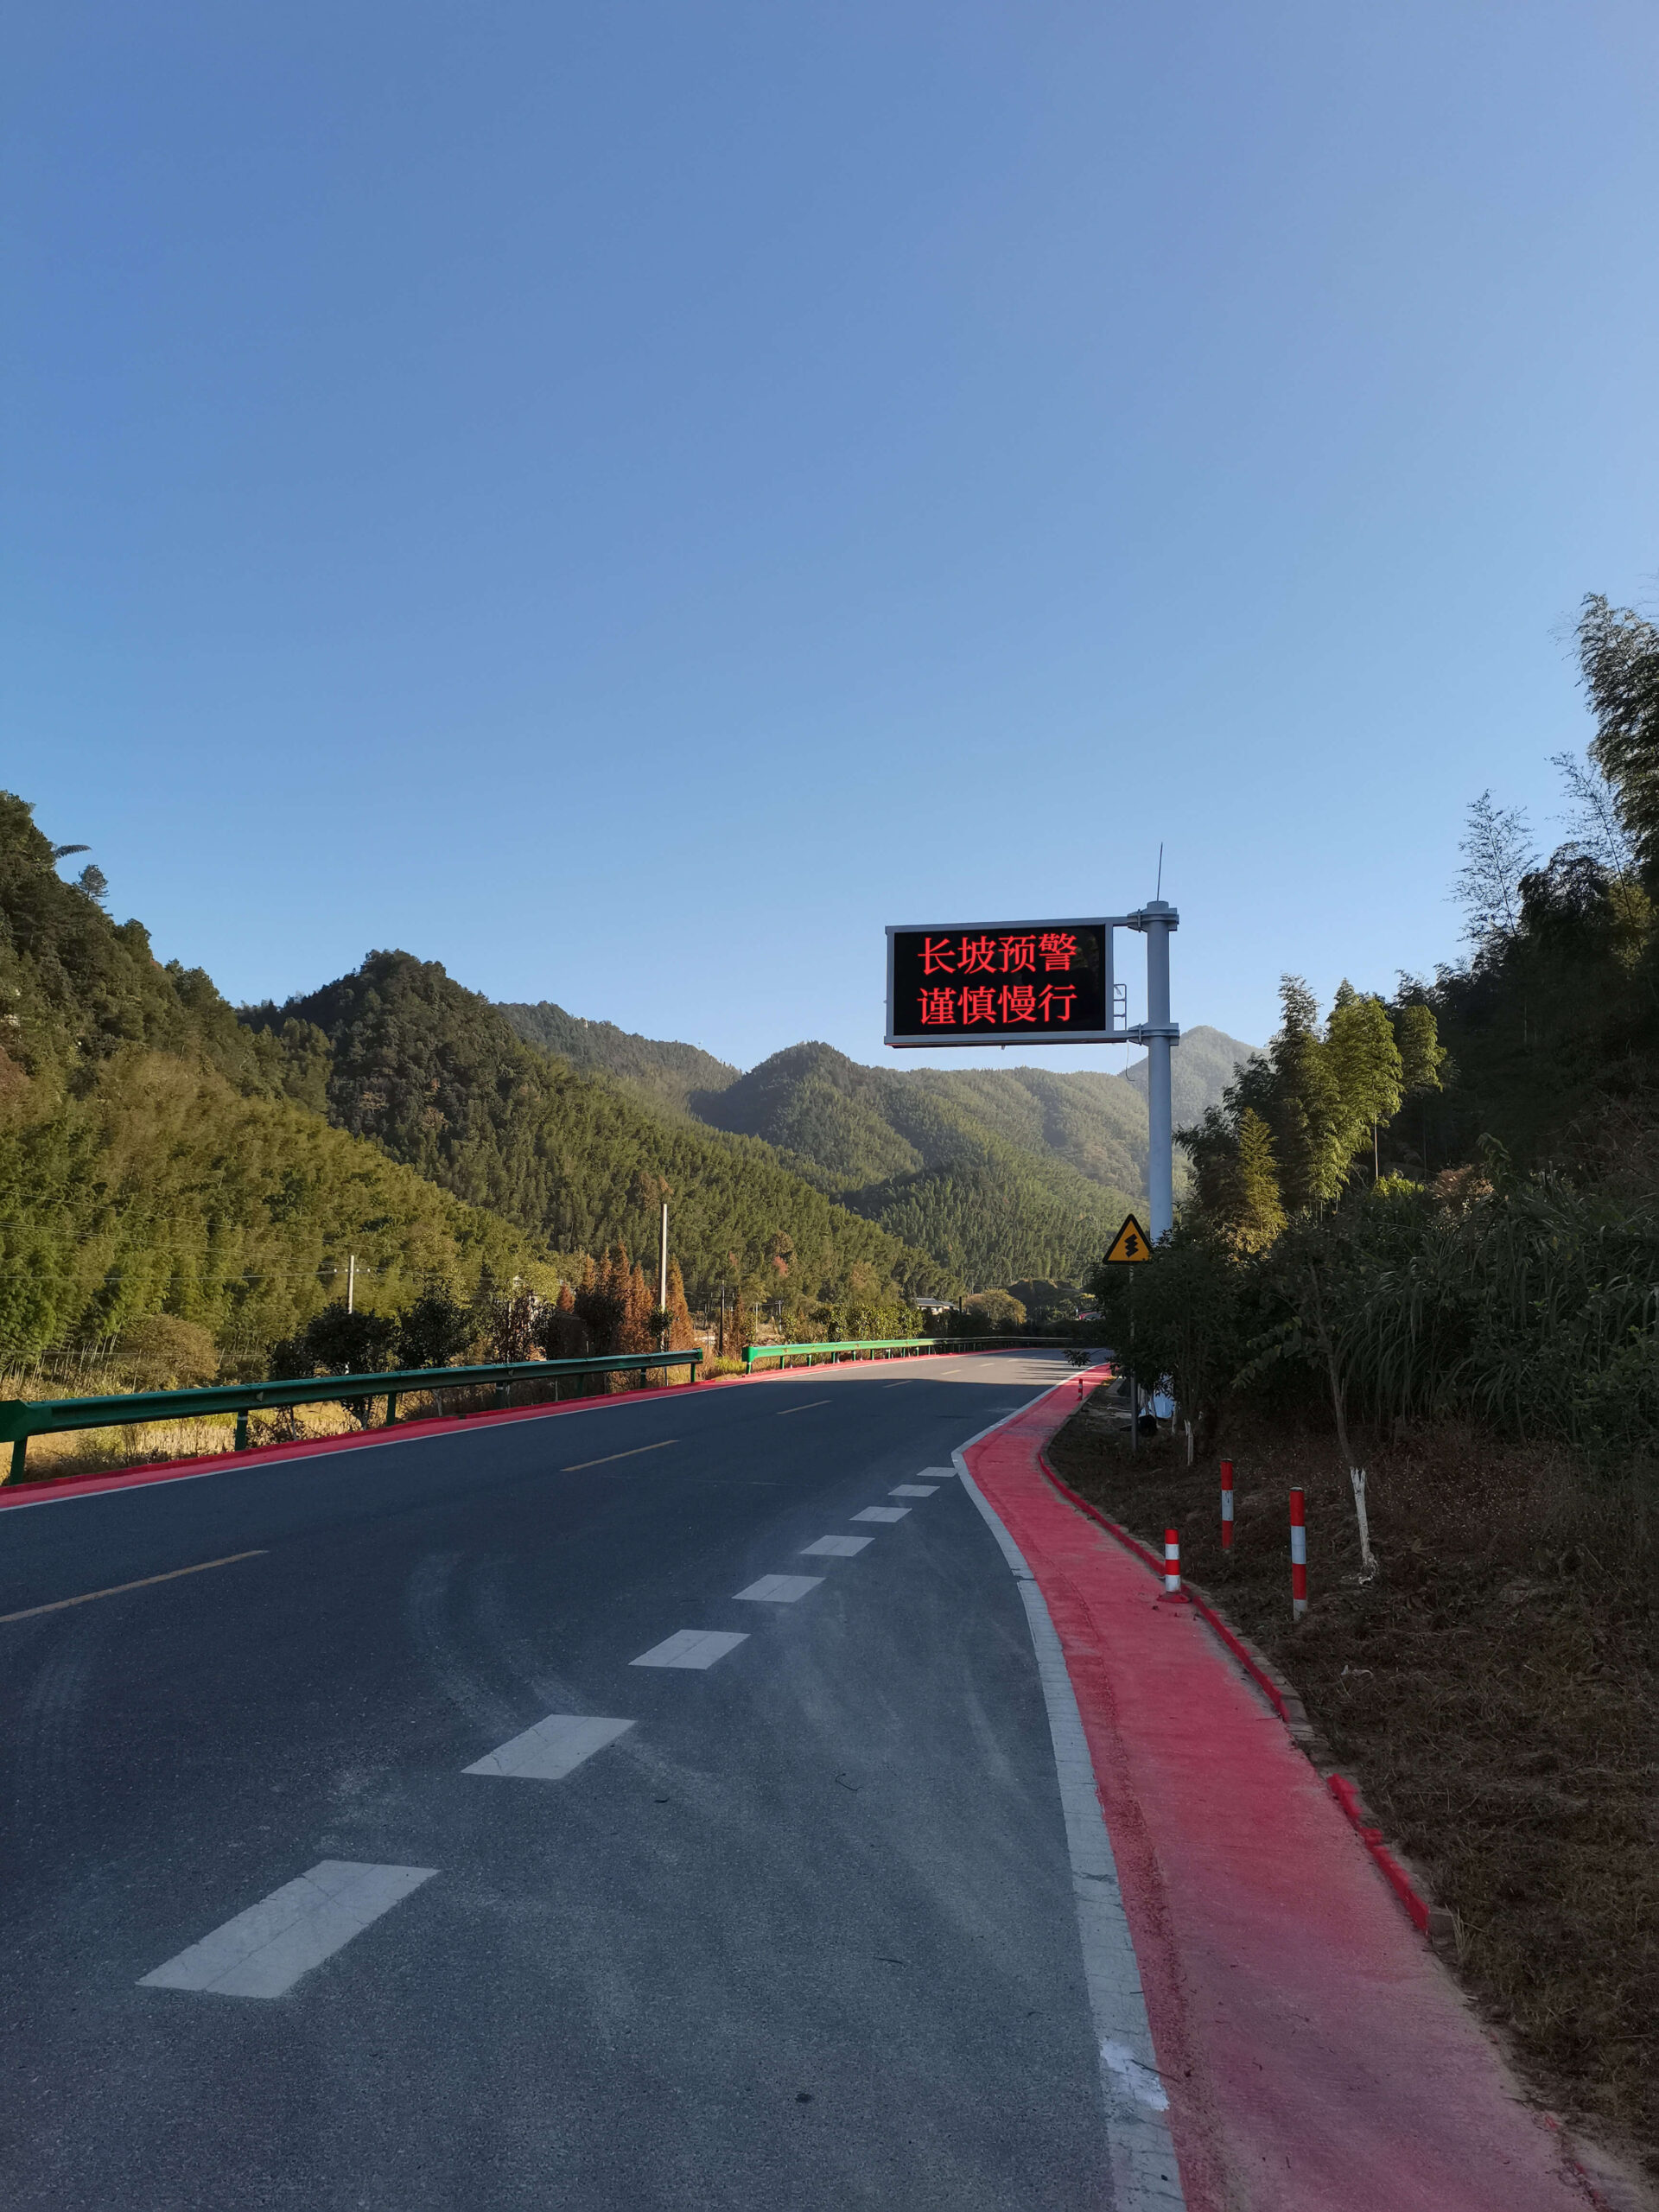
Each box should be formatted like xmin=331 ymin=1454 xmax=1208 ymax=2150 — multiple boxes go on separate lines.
xmin=395 ymin=1283 xmax=474 ymax=1370
xmin=1267 ymin=977 xmax=1349 ymax=1211
xmin=1089 ymin=1222 xmax=1242 ymax=1454
xmin=1453 ymin=790 xmax=1537 ymax=951
xmin=1579 ymin=594 xmax=1659 ymax=886
xmin=1395 ymin=1002 xmax=1446 ymax=1099
xmin=1230 ymin=1108 xmax=1287 ymax=1253
xmin=1325 ymin=984 xmax=1404 ymax=1179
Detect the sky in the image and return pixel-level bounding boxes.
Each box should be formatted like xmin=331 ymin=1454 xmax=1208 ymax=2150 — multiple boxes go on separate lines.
xmin=6 ymin=1 xmax=1657 ymax=1074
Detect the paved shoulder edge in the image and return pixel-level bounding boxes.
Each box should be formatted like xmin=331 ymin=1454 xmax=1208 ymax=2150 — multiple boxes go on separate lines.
xmin=954 ymin=1419 xmax=1187 ymax=2211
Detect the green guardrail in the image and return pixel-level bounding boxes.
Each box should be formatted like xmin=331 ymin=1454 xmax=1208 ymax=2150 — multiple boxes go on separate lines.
xmin=742 ymin=1335 xmax=1042 ymax=1374
xmin=0 ymin=1348 xmax=702 ymax=1485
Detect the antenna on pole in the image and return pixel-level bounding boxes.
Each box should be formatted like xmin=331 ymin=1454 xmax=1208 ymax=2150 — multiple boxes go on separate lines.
xmin=1155 ymin=843 xmax=1164 ymax=901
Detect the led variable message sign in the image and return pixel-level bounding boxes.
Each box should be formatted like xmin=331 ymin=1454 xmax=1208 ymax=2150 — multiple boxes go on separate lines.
xmin=886 ymin=918 xmax=1116 ymax=1047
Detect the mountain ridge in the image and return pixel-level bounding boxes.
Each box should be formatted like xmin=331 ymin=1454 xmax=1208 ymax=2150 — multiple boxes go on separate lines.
xmin=497 ymin=1003 xmax=1257 ymax=1286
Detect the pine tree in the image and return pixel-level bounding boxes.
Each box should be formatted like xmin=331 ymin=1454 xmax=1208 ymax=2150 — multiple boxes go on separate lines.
xmin=623 ymin=1262 xmax=654 ymax=1354
xmin=665 ymin=1260 xmax=696 ymax=1351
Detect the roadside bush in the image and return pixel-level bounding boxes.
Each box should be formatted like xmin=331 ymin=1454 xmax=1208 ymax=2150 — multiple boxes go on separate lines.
xmin=113 ymin=1315 xmax=219 ymax=1389
xmin=395 ymin=1282 xmax=474 ymax=1370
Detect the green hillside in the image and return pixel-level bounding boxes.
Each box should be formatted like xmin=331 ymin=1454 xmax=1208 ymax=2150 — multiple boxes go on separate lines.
xmin=692 ymin=1041 xmax=1138 ymax=1284
xmin=490 ymin=999 xmax=1255 ymax=1287
xmin=0 ymin=795 xmax=545 ymax=1363
xmin=253 ymin=957 xmax=940 ymax=1305
xmin=899 ymin=1065 xmax=1151 ymax=1192
xmin=499 ymin=1000 xmax=738 ymax=1118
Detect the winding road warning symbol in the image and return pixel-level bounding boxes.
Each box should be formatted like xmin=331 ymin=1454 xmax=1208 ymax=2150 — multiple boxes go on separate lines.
xmin=1103 ymin=1214 xmax=1152 ymax=1264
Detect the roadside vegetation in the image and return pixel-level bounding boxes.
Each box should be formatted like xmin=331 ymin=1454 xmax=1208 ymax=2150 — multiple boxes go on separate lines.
xmin=0 ymin=798 xmax=948 ymax=1438
xmin=1081 ymin=592 xmax=1659 ymax=2183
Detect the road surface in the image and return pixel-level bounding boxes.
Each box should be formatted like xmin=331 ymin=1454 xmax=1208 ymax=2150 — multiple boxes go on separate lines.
xmin=1 ymin=1352 xmax=1132 ymax=2210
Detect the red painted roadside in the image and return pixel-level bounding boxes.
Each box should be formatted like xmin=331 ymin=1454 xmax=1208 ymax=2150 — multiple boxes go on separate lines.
xmin=965 ymin=1396 xmax=1596 ymax=2212
xmin=1039 ymin=1446 xmax=1448 ymax=1941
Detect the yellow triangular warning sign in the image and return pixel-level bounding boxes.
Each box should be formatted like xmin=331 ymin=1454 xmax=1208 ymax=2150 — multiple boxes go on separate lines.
xmin=1103 ymin=1213 xmax=1153 ymax=1264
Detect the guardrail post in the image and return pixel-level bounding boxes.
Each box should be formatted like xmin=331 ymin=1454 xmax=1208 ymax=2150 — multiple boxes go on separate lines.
xmin=385 ymin=1392 xmax=398 ymax=1426
xmin=234 ymin=1409 xmax=249 ymax=1453
xmin=10 ymin=1436 xmax=26 ymax=1483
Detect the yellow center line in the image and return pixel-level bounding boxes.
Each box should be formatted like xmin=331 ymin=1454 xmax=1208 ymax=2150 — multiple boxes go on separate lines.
xmin=773 ymin=1399 xmax=832 ymax=1415
xmin=0 ymin=1550 xmax=268 ymax=1625
xmin=563 ymin=1440 xmax=678 ymax=1471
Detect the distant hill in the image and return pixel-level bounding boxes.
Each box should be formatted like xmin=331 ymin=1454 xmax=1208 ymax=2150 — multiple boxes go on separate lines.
xmin=493 ymin=1003 xmax=1259 ymax=1288
xmin=690 ymin=1042 xmax=1139 ymax=1287
xmin=1124 ymin=1024 xmax=1259 ymax=1133
xmin=499 ymin=1001 xmax=738 ymax=1118
xmin=256 ymin=957 xmax=938 ymax=1303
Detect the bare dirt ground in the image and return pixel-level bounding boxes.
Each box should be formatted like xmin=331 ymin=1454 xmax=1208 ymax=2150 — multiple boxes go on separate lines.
xmin=1049 ymin=1388 xmax=1659 ymax=2190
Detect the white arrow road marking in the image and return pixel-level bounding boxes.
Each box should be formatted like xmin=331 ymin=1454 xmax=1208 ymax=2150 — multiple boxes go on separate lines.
xmin=464 ymin=1713 xmax=634 ymax=1779
xmin=139 ymin=1863 xmax=435 ymax=1999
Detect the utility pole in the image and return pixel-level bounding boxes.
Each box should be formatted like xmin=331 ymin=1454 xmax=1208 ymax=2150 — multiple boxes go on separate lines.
xmin=658 ymin=1200 xmax=669 ymax=1352
xmin=346 ymin=1254 xmax=356 ymax=1314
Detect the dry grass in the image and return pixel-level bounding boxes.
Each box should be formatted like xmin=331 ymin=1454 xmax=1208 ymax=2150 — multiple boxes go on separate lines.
xmin=14 ymin=1399 xmax=365 ymax=1480
xmin=4 ymin=1370 xmax=686 ymax=1486
xmin=1049 ymin=1394 xmax=1659 ymax=2181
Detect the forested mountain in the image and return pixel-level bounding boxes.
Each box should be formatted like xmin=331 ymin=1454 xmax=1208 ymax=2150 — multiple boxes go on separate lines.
xmin=493 ymin=1013 xmax=1258 ymax=1287
xmin=0 ymin=796 xmax=543 ymax=1363
xmin=499 ymin=1001 xmax=738 ymax=1118
xmin=251 ymin=956 xmax=938 ymax=1305
xmin=687 ymin=1041 xmax=1141 ymax=1284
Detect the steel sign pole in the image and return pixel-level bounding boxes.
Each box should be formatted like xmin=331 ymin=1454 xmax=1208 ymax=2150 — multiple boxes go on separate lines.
xmin=1130 ymin=899 xmax=1179 ymax=1243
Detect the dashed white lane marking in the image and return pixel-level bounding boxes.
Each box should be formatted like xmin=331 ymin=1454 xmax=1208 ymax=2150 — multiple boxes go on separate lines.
xmin=139 ymin=1862 xmax=435 ymax=1999
xmin=852 ymin=1505 xmax=909 ymax=1522
xmin=563 ymin=1440 xmax=677 ymax=1471
xmin=773 ymin=1399 xmax=832 ymax=1416
xmin=800 ymin=1535 xmax=871 ymax=1558
xmin=464 ymin=1713 xmax=634 ymax=1779
xmin=630 ymin=1629 xmax=748 ymax=1669
xmin=734 ymin=1574 xmax=823 ymax=1604
xmin=889 ymin=1484 xmax=938 ymax=1497
xmin=918 ymin=1466 xmax=957 ymax=1479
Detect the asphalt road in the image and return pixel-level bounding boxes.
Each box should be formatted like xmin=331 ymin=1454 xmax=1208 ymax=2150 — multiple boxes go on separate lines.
xmin=1 ymin=1353 xmax=1115 ymax=2210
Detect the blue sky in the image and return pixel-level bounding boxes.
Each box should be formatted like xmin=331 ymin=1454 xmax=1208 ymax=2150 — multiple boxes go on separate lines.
xmin=6 ymin=2 xmax=1656 ymax=1072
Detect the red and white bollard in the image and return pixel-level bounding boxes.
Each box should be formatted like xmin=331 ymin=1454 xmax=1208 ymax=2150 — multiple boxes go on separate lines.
xmin=1289 ymin=1488 xmax=1307 ymax=1620
xmin=1220 ymin=1458 xmax=1235 ymax=1552
xmin=1159 ymin=1528 xmax=1189 ymax=1604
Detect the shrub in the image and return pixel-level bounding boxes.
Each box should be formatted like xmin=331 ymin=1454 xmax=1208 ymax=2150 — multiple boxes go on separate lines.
xmin=114 ymin=1315 xmax=220 ymax=1389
